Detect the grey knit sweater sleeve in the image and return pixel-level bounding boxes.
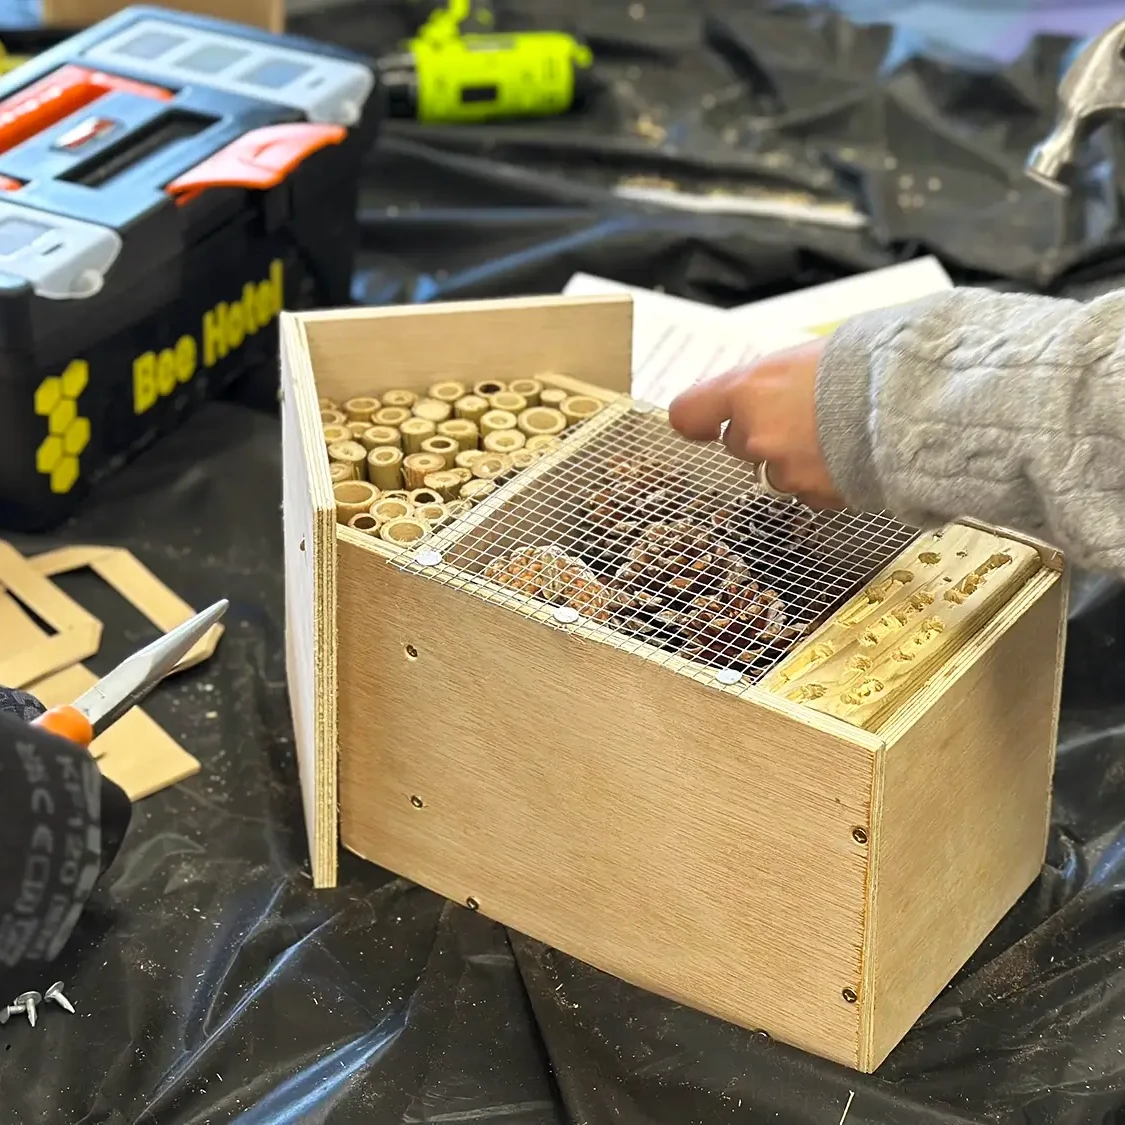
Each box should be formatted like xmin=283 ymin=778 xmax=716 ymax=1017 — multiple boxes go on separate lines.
xmin=815 ymin=286 xmax=1125 ymax=576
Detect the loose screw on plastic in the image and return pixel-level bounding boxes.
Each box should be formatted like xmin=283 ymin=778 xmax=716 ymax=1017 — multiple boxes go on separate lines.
xmin=44 ymin=982 xmax=75 ymax=1014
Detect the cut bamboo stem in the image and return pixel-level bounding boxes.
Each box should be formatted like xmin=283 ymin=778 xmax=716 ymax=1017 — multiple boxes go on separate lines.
xmin=509 ymin=449 xmax=540 ymax=470
xmin=370 ymin=496 xmax=414 ymax=526
xmin=361 ymin=424 xmax=401 ymax=452
xmin=423 ymin=470 xmax=465 ymax=501
xmin=412 ymin=397 xmax=453 ymax=424
xmin=347 ymin=421 xmax=370 ymax=441
xmin=460 ymin=479 xmax=495 ymax=502
xmin=437 ymin=419 xmax=479 ymax=451
xmin=328 ymin=440 xmax=368 ymax=480
xmin=382 ymin=389 xmax=417 ymax=409
xmin=415 ymin=501 xmax=449 ymax=527
xmin=508 ymin=378 xmax=542 ymax=406
xmin=330 ymin=461 xmax=356 ymax=483
xmin=367 ymin=446 xmax=404 ymax=491
xmin=480 ymin=409 xmax=517 ymax=437
xmin=517 ymin=406 xmax=567 ymax=438
xmin=471 ymin=453 xmax=512 ymax=481
xmin=561 ymin=395 xmax=603 ymax=425
xmin=421 ymin=435 xmax=460 ymax=469
xmin=323 ymin=423 xmax=351 ymax=446
xmin=488 ymin=391 xmax=527 ymax=415
xmin=525 ymin=434 xmax=561 ymax=454
xmin=473 ymin=379 xmax=506 ymax=398
xmin=344 ymin=396 xmax=381 ymax=423
xmin=404 ymin=452 xmax=447 ymax=489
xmin=540 ymin=387 xmax=567 ymax=408
xmin=379 ymin=516 xmax=431 ymax=546
xmin=483 ymin=429 xmax=526 ymax=455
xmin=455 ymin=449 xmax=487 ymax=470
xmin=445 ymin=498 xmax=473 ymax=518
xmin=455 ymin=395 xmax=489 ymax=423
xmin=348 ymin=512 xmax=380 ymax=535
xmin=318 ymin=396 xmax=340 ymax=412
xmin=374 ymin=406 xmax=412 ymax=429
xmin=400 ymin=417 xmax=437 ymax=454
xmin=321 ymin=408 xmax=346 ymax=427
xmin=333 ymin=480 xmax=379 ymax=524
xmin=429 ymin=380 xmax=467 ymax=405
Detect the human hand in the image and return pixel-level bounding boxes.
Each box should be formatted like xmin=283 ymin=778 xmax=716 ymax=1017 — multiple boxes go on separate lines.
xmin=668 ymin=338 xmax=845 ymax=511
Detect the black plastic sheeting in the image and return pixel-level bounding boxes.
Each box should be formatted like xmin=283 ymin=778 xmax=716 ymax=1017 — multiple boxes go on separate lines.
xmin=5 ymin=1 xmax=1125 ymax=1122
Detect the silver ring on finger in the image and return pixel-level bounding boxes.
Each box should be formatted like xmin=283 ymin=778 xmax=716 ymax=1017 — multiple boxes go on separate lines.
xmin=756 ymin=460 xmax=794 ymax=502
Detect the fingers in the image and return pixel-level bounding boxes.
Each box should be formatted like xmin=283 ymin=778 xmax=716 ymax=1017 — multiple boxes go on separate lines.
xmin=668 ymin=367 xmax=743 ymax=441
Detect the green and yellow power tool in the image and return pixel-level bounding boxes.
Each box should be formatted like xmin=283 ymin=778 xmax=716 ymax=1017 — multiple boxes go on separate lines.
xmin=379 ymin=0 xmax=595 ymax=123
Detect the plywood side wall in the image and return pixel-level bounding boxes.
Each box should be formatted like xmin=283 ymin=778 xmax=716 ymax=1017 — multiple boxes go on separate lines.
xmin=335 ymin=536 xmax=876 ymax=1068
xmin=299 ymin=295 xmax=634 ymax=405
xmin=861 ymin=571 xmax=1065 ymax=1069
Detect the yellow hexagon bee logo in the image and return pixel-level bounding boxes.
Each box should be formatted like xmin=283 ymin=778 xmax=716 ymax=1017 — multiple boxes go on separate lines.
xmin=34 ymin=360 xmax=90 ymax=494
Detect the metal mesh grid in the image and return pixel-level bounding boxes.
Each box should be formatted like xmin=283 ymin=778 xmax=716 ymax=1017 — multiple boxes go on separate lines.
xmin=393 ymin=401 xmax=920 ymax=691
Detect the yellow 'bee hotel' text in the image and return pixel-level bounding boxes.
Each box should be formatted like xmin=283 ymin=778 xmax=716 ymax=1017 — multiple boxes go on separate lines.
xmin=133 ymin=259 xmax=284 ymax=415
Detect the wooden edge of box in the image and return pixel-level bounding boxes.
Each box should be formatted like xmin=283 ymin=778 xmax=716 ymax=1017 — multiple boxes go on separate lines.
xmin=280 ymin=312 xmax=339 ymax=889
xmin=856 ymin=561 xmax=1065 ymax=1071
xmin=42 ymin=0 xmax=285 ymax=31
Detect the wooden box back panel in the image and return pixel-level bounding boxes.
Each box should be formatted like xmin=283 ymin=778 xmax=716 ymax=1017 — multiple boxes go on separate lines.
xmin=280 ymin=295 xmax=1067 ymax=1071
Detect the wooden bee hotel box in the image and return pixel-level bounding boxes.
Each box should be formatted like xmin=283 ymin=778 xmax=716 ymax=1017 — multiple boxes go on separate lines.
xmin=280 ymin=293 xmax=1067 ymax=1072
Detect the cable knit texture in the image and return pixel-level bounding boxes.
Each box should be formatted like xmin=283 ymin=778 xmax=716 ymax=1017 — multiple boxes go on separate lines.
xmin=815 ymin=286 xmax=1125 ymax=575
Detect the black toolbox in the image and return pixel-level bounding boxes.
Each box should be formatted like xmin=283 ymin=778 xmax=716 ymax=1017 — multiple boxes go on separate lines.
xmin=0 ymin=5 xmax=379 ymax=530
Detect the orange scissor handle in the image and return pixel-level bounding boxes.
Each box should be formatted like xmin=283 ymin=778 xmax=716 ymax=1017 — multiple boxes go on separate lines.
xmin=33 ymin=704 xmax=95 ymax=748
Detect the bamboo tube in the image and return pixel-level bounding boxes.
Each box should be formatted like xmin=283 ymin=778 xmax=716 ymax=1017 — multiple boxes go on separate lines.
xmin=429 ymin=380 xmax=467 ymax=405
xmin=347 ymin=421 xmax=370 ymax=441
xmin=319 ymin=397 xmax=340 ymax=412
xmin=321 ymin=408 xmax=346 ymax=427
xmin=323 ymin=423 xmax=351 ymax=446
xmin=361 ymin=424 xmax=401 ymax=451
xmin=422 ymin=470 xmax=465 ymax=501
xmin=383 ymin=490 xmax=410 ymax=501
xmin=473 ymin=379 xmax=506 ymax=398
xmin=508 ymin=378 xmax=543 ymax=407
xmin=561 ymin=395 xmax=603 ymax=425
xmin=380 ymin=516 xmax=431 ymax=546
xmin=328 ymin=440 xmax=368 ymax=480
xmin=415 ymin=501 xmax=449 ymax=527
xmin=382 ymin=389 xmax=417 ymax=409
xmin=454 ymin=395 xmax=489 ymax=423
xmin=344 ymin=396 xmax=381 ymax=423
xmin=348 ymin=512 xmax=379 ymax=536
xmin=488 ymin=391 xmax=527 ymax=415
xmin=404 ymin=452 xmax=446 ymax=489
xmin=483 ymin=429 xmax=526 ymax=455
xmin=412 ymin=397 xmax=453 ymax=424
xmin=517 ymin=406 xmax=567 ymax=438
xmin=455 ymin=449 xmax=487 ymax=470
xmin=450 ymin=466 xmax=472 ymax=484
xmin=525 ymin=434 xmax=562 ymax=454
xmin=460 ymin=479 xmax=495 ymax=502
xmin=330 ymin=461 xmax=356 ymax=483
xmin=509 ymin=449 xmax=540 ymax=470
xmin=370 ymin=496 xmax=414 ymax=526
xmin=437 ymin=418 xmax=479 ymax=451
xmin=471 ymin=453 xmax=512 ymax=481
xmin=334 ymin=480 xmax=379 ymax=524
xmin=445 ymin=499 xmax=473 ymax=518
xmin=480 ymin=409 xmax=517 ymax=437
xmin=374 ymin=406 xmax=412 ymax=429
xmin=408 ymin=488 xmax=444 ymax=506
xmin=400 ymin=417 xmax=437 ymax=454
xmin=420 ymin=435 xmax=460 ymax=469
xmin=367 ymin=446 xmax=404 ymax=491
xmin=540 ymin=387 xmax=567 ymax=408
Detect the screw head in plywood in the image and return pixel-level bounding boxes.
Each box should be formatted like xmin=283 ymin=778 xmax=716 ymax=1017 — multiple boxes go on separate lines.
xmin=852 ymin=827 xmax=868 ymax=845
xmin=466 ymin=897 xmax=480 ymax=911
xmin=842 ymin=988 xmax=858 ymax=1004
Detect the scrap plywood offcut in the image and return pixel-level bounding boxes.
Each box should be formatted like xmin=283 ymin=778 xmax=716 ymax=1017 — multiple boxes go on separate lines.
xmin=0 ymin=541 xmax=224 ymax=799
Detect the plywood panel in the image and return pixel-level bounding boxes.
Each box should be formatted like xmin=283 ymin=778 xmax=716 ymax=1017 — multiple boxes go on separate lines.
xmin=336 ymin=537 xmax=878 ymax=1067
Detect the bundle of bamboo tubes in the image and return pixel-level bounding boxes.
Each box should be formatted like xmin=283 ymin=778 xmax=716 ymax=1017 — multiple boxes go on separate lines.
xmin=320 ymin=378 xmax=599 ymax=542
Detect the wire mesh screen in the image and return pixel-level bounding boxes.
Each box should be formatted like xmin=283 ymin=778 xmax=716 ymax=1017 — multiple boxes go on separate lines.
xmin=393 ymin=402 xmax=920 ymax=691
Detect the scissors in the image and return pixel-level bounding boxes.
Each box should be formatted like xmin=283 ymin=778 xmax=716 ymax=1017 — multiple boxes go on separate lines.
xmin=31 ymin=599 xmax=230 ymax=748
